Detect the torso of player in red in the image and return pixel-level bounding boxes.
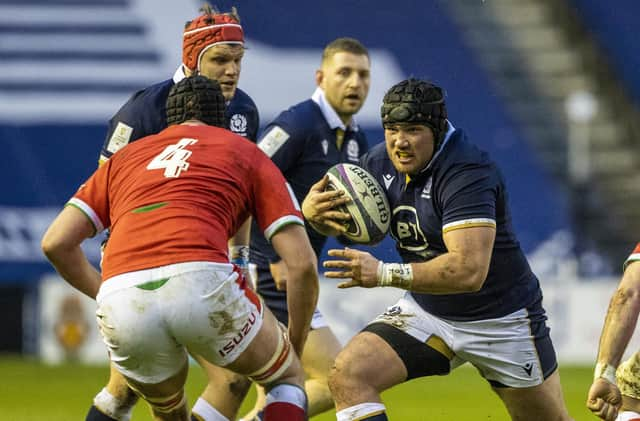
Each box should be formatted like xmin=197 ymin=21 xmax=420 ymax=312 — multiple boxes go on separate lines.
xmin=71 ymin=124 xmax=302 ymax=281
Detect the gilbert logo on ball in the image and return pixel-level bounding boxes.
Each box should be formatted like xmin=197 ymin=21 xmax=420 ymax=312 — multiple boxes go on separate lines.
xmin=326 ymin=163 xmax=390 ymax=244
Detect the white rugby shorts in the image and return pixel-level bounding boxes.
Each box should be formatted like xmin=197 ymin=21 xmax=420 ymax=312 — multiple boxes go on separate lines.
xmin=96 ymin=261 xmax=263 ymax=384
xmin=371 ymin=292 xmax=552 ymax=388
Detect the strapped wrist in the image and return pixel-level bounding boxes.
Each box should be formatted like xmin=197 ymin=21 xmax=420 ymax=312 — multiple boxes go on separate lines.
xmin=594 ymin=362 xmax=617 ymax=384
xmin=377 ymin=261 xmax=413 ymax=289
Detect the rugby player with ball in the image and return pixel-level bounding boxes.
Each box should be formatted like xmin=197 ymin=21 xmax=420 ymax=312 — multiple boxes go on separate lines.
xmin=302 ymin=78 xmax=574 ymax=421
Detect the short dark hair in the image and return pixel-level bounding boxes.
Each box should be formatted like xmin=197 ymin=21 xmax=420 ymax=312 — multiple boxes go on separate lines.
xmin=166 ymin=75 xmax=227 ymax=127
xmin=321 ymin=37 xmax=369 ymax=64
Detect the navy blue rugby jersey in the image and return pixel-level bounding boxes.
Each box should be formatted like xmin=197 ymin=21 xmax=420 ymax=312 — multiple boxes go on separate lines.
xmin=100 ymin=78 xmax=259 ymax=162
xmin=250 ymin=98 xmax=368 ymax=264
xmin=360 ymin=126 xmax=542 ymax=321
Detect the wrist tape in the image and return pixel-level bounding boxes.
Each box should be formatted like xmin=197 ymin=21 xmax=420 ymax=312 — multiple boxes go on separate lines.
xmin=377 ymin=262 xmax=413 ymax=289
xmin=594 ymin=362 xmax=617 ymax=384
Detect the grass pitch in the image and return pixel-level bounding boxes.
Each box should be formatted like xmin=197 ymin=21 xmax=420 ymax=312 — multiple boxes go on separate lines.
xmin=0 ymin=355 xmax=596 ymax=420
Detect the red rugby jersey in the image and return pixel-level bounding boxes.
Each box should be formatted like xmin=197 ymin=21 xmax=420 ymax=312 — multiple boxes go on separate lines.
xmin=69 ymin=124 xmax=303 ymax=280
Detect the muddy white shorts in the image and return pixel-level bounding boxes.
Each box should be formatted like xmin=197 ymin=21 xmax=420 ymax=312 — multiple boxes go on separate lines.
xmin=96 ymin=261 xmax=263 ymax=384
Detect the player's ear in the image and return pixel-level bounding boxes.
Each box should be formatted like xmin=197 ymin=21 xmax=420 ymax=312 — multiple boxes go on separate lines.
xmin=315 ymin=69 xmax=324 ymax=87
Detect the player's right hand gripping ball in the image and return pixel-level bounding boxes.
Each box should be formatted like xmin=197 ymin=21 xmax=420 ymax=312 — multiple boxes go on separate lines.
xmin=326 ymin=163 xmax=390 ymax=244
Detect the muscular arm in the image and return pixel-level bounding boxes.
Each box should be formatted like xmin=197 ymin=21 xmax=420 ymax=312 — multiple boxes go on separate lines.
xmin=324 ymin=225 xmax=495 ymax=294
xmin=586 ymin=261 xmax=640 ymax=420
xmin=409 ymin=225 xmax=494 ymax=294
xmin=41 ymin=206 xmax=102 ymax=299
xmin=596 ymin=261 xmax=640 ymax=367
xmin=271 ymin=224 xmax=319 ymax=356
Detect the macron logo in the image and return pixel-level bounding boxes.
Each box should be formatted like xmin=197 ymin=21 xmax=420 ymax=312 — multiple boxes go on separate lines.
xmin=522 ymin=362 xmax=534 ymax=377
xmin=383 ymin=174 xmax=395 ymax=189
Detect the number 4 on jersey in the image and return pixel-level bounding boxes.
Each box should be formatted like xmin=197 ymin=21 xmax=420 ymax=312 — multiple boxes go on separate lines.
xmin=147 ymin=138 xmax=198 ymax=178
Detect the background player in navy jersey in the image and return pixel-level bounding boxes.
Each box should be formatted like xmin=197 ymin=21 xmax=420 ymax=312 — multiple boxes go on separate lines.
xmin=239 ymin=37 xmax=371 ymax=420
xmin=302 ymin=78 xmax=573 ymax=420
xmin=100 ymin=4 xmax=258 ymax=164
xmin=87 ymin=5 xmax=263 ymax=421
xmin=587 ymin=243 xmax=640 ymax=421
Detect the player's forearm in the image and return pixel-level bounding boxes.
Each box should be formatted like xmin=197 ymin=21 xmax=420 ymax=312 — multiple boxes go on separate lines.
xmin=392 ymin=252 xmax=487 ymax=294
xmin=597 ymin=264 xmax=640 ymax=366
xmin=44 ymin=246 xmax=101 ymax=299
xmin=286 ymin=266 xmax=319 ymax=356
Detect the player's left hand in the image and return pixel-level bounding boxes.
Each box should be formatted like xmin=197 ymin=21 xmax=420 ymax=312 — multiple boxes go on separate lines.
xmin=323 ymin=247 xmax=380 ymax=288
xmin=586 ymin=378 xmax=621 ymax=420
xmin=270 ymin=260 xmax=289 ymax=291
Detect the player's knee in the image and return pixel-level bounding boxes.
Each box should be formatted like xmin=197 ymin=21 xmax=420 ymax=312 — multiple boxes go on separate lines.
xmin=328 ymin=351 xmax=365 ymax=394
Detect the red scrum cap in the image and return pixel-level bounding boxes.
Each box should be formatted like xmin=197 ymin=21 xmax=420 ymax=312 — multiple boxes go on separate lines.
xmin=182 ymin=4 xmax=244 ymax=72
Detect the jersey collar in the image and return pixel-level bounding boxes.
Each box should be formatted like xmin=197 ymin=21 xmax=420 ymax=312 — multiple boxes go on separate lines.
xmin=173 ymin=66 xmax=186 ymax=83
xmin=311 ymin=87 xmax=359 ymax=132
xmin=417 ymin=120 xmax=456 ymax=175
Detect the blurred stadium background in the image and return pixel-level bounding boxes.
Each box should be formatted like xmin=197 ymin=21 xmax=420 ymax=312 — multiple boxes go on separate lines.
xmin=1 ymin=0 xmax=639 ymax=419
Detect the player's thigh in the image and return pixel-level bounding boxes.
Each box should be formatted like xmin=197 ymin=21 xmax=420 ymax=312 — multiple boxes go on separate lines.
xmin=125 ymin=360 xmax=189 ymax=401
xmin=301 ymin=326 xmax=342 ymax=379
xmin=333 ymin=331 xmax=407 ymax=392
xmin=225 ymin=307 xmax=302 ymax=380
xmin=358 ymin=296 xmax=455 ymax=381
xmin=492 ymin=369 xmax=571 ymax=421
xmin=455 ymin=304 xmax=557 ymax=388
xmin=191 ymin=353 xmax=251 ymax=397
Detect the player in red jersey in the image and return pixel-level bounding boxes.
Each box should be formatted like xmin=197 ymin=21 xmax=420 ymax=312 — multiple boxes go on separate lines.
xmin=90 ymin=5 xmax=263 ymax=420
xmin=42 ymin=76 xmax=318 ymax=421
xmin=588 ymin=242 xmax=640 ymax=421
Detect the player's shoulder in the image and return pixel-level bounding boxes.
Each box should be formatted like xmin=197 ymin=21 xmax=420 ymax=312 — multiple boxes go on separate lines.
xmin=123 ymin=78 xmax=174 ymax=110
xmin=229 ymin=88 xmax=256 ymax=106
xmin=200 ymin=124 xmax=258 ymax=152
xmin=363 ymin=142 xmax=388 ymax=161
xmin=228 ymin=88 xmax=258 ymax=115
xmin=361 ymin=142 xmax=392 ymax=174
xmin=436 ymin=128 xmax=493 ymax=169
xmin=271 ymin=99 xmax=321 ymax=129
xmin=258 ymin=99 xmax=317 ymax=137
xmin=226 ymin=88 xmax=260 ymax=139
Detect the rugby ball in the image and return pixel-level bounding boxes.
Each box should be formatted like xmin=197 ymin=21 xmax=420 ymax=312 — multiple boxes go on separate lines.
xmin=325 ymin=163 xmax=390 ymax=244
